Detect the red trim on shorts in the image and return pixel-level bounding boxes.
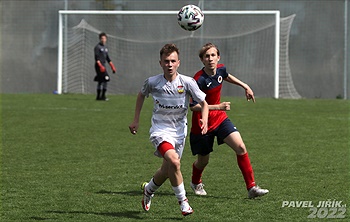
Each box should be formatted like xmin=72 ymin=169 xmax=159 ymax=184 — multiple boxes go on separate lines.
xmin=158 ymin=142 xmax=174 ymax=157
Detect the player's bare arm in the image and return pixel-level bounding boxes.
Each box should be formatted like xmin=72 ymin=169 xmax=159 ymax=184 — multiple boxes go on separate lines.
xmin=190 ymin=102 xmax=230 ymax=112
xmin=224 ymin=74 xmax=255 ymax=102
xmin=129 ymin=92 xmax=146 ymax=134
xmin=198 ymin=100 xmax=209 ymax=134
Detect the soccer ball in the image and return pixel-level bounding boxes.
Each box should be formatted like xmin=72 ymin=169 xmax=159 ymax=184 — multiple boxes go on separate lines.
xmin=177 ymin=5 xmax=204 ymax=31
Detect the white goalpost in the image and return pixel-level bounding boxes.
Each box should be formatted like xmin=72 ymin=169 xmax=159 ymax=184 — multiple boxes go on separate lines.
xmin=57 ymin=10 xmax=301 ymax=99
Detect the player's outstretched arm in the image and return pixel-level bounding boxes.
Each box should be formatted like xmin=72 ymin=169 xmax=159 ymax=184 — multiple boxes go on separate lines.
xmin=198 ymin=100 xmax=209 ymax=134
xmin=224 ymin=74 xmax=255 ymax=102
xmin=190 ymin=102 xmax=231 ymax=112
xmin=129 ymin=92 xmax=146 ymax=135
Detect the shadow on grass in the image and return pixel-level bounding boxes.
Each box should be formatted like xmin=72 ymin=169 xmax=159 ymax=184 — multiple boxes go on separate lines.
xmin=29 ymin=216 xmax=57 ymax=220
xmin=161 ymin=216 xmax=184 ymax=221
xmin=46 ymin=210 xmax=184 ymax=221
xmin=96 ymin=189 xmax=241 ymax=200
xmin=187 ymin=192 xmax=237 ymax=200
xmin=95 ymin=189 xmax=174 ymax=197
xmin=46 ymin=210 xmax=142 ymax=220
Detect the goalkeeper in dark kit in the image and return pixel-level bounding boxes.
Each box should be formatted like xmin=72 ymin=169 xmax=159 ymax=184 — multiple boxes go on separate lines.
xmin=94 ymin=32 xmax=116 ymax=101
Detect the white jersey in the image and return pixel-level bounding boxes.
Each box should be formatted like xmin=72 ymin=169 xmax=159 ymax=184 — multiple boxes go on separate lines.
xmin=141 ymin=73 xmax=206 ymax=154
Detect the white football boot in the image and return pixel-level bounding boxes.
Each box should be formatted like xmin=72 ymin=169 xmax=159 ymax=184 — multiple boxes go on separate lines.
xmin=248 ymin=185 xmax=269 ymax=199
xmin=141 ymin=182 xmax=154 ymax=211
xmin=179 ymin=199 xmax=193 ymax=216
xmin=190 ymin=182 xmax=207 ymax=196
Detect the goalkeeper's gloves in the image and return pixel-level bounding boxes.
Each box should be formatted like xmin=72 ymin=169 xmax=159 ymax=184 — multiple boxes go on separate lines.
xmin=97 ymin=61 xmax=106 ymax=73
xmin=109 ymin=62 xmax=116 ymax=73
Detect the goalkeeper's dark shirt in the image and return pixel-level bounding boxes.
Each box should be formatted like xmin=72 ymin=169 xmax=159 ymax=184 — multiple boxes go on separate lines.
xmin=94 ymin=42 xmax=111 ymax=65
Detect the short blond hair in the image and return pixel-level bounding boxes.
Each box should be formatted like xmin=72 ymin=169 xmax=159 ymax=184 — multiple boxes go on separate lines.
xmin=199 ymin=43 xmax=220 ymax=59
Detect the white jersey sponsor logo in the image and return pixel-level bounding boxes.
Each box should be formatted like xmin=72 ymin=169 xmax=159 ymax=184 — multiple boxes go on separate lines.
xmin=141 ymin=73 xmax=206 ymax=138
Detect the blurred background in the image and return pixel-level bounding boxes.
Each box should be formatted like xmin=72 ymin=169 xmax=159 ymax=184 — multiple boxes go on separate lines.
xmin=1 ymin=0 xmax=349 ymax=99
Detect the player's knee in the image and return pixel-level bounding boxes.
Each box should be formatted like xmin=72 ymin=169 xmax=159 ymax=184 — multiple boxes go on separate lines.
xmin=168 ymin=158 xmax=181 ymax=171
xmin=197 ymin=157 xmax=209 ymax=168
xmin=234 ymin=143 xmax=247 ymax=155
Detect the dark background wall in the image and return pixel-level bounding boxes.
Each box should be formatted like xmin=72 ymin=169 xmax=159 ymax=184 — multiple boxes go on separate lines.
xmin=1 ymin=0 xmax=349 ymax=99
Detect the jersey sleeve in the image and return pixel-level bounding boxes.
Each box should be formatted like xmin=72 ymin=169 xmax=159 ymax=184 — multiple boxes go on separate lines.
xmin=140 ymin=78 xmax=151 ymax=97
xmin=106 ymin=51 xmax=111 ymax=63
xmin=189 ymin=97 xmax=199 ymax=107
xmin=220 ymin=65 xmax=229 ymax=79
xmin=187 ymin=78 xmax=206 ymax=104
xmin=94 ymin=45 xmax=100 ymax=62
xmin=189 ymin=76 xmax=201 ymax=107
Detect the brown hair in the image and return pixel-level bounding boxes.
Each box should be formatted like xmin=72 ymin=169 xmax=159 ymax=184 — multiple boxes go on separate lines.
xmin=99 ymin=32 xmax=107 ymax=39
xmin=160 ymin=43 xmax=180 ymax=59
xmin=199 ymin=43 xmax=220 ymax=59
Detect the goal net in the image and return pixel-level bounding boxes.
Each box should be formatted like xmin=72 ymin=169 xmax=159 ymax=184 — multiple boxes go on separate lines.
xmin=57 ymin=10 xmax=301 ymax=99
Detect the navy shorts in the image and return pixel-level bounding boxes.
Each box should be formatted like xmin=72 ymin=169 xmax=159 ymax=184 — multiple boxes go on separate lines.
xmin=190 ymin=118 xmax=238 ymax=156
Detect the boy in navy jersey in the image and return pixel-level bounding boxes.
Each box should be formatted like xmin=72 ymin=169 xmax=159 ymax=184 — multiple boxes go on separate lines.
xmin=189 ymin=43 xmax=268 ymax=198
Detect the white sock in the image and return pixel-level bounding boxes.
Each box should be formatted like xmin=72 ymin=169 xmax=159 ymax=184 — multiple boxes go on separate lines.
xmin=146 ymin=178 xmax=160 ymax=195
xmin=172 ymin=182 xmax=187 ymax=202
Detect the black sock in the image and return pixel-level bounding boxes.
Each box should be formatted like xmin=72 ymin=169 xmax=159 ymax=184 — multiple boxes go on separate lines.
xmin=102 ymin=89 xmax=107 ymax=99
xmin=96 ymin=89 xmax=101 ymax=100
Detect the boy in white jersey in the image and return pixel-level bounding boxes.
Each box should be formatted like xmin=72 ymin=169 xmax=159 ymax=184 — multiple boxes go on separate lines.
xmin=129 ymin=44 xmax=209 ymax=216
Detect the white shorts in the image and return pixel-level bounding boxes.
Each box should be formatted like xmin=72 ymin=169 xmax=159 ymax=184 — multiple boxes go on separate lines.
xmin=150 ymin=132 xmax=186 ymax=158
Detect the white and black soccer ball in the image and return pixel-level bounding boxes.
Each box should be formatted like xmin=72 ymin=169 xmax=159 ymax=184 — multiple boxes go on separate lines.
xmin=177 ymin=5 xmax=204 ymax=31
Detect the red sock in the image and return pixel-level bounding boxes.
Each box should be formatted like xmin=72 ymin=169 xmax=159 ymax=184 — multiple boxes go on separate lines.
xmin=237 ymin=153 xmax=256 ymax=190
xmin=192 ymin=163 xmax=204 ymax=184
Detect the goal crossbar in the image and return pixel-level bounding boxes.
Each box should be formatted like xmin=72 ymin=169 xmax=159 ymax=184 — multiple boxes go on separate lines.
xmin=57 ymin=10 xmax=280 ymax=98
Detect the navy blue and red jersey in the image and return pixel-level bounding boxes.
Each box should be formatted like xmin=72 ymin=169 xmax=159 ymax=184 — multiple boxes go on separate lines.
xmin=191 ymin=64 xmax=229 ymax=134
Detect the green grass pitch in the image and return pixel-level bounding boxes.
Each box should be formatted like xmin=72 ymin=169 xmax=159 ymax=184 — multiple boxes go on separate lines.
xmin=1 ymin=94 xmax=349 ymax=221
